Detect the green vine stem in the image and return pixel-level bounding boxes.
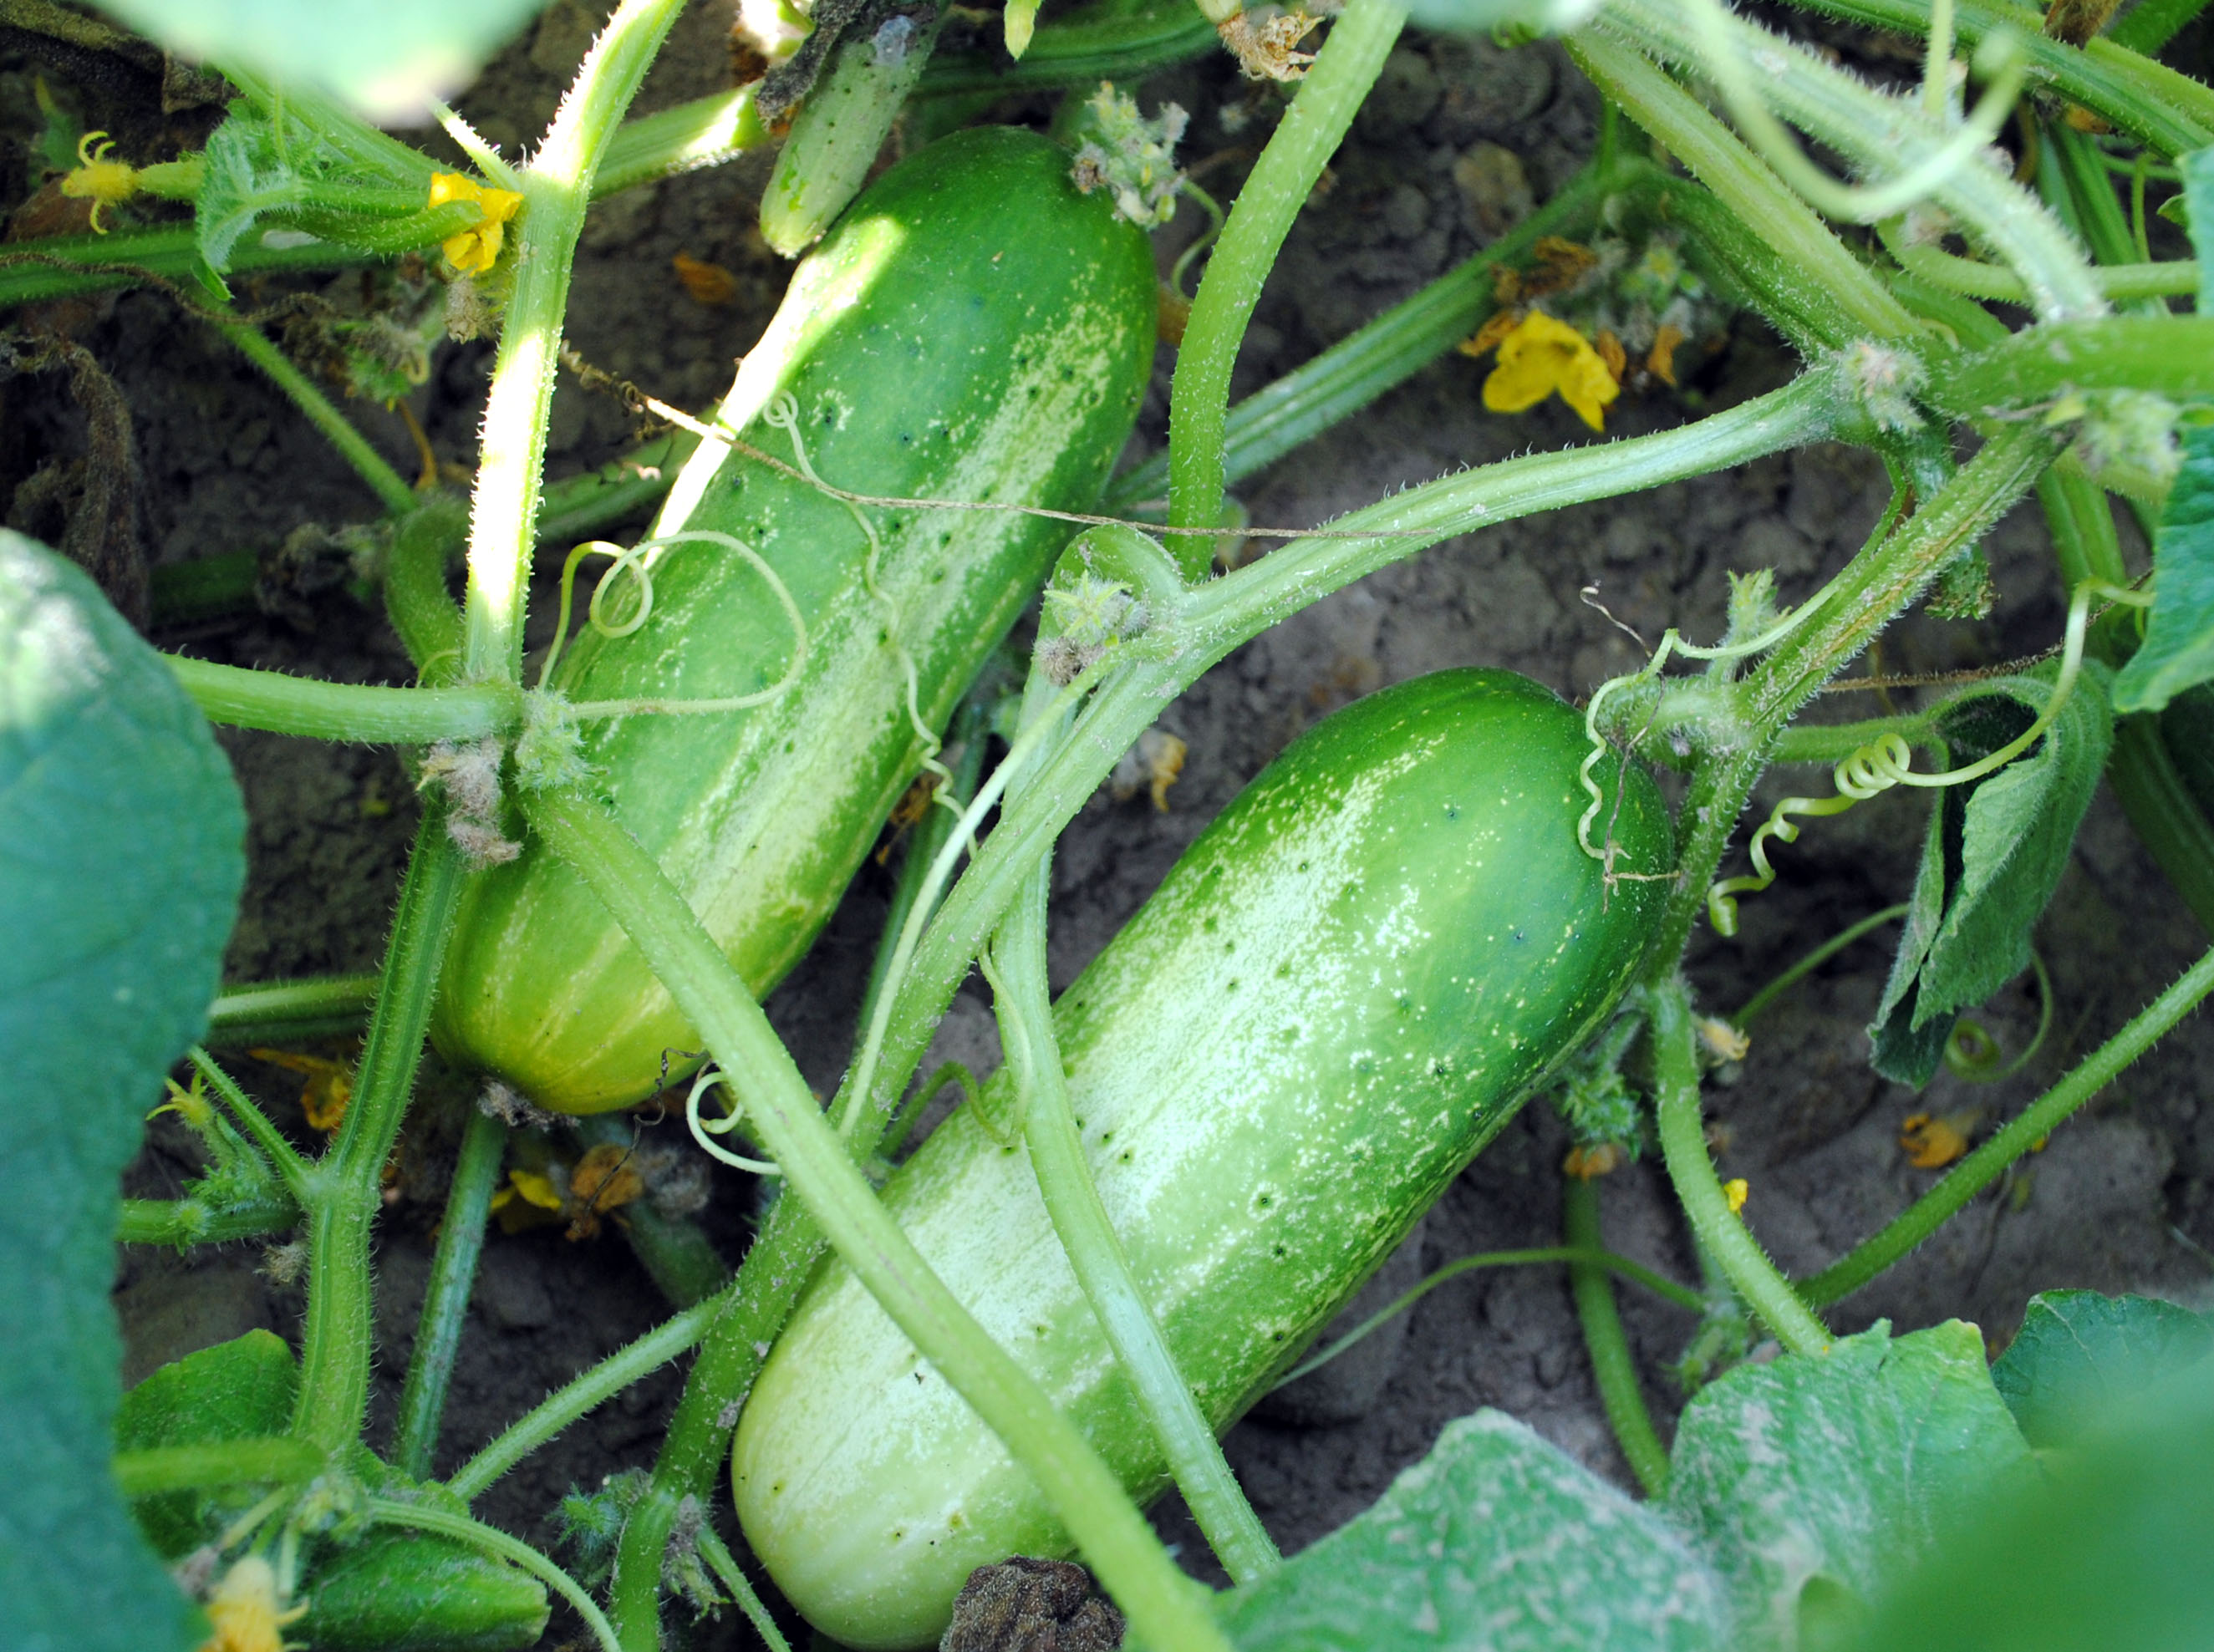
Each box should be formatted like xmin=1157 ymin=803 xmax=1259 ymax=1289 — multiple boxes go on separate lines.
xmin=1775 ymin=0 xmax=2214 ymax=155
xmin=1927 ymin=318 xmax=2214 ymax=415
xmin=290 ymin=816 xmax=466 ymax=1453
xmin=115 ymin=1194 xmax=298 ymax=1246
xmin=1563 ymin=1176 xmax=1670 ymax=1496
xmin=2110 ymin=0 xmax=2212 ymax=54
xmin=110 ymin=1437 xmax=323 ymax=1497
xmin=365 ymin=1498 xmax=619 ymax=1652
xmin=165 ymin=657 xmax=518 ymax=743
xmin=523 ymin=786 xmax=1232 ymax=1652
xmin=204 ymin=973 xmax=379 ymax=1047
xmin=843 ymin=372 xmax=1844 ymax=1151
xmin=1109 ymin=163 xmax=1611 ymax=511
xmin=1569 ymin=32 xmax=1917 ymax=347
xmin=1165 ymin=0 xmax=1407 ymax=556
xmin=993 ymin=788 xmax=1281 ymax=1582
xmin=694 ymin=1523 xmax=796 ymax=1652
xmin=393 ymin=1107 xmax=507 ymax=1480
xmin=1730 ymin=905 xmax=1911 ymax=1026
xmin=1275 ymin=1246 xmax=1702 ymax=1386
xmin=604 ymin=1192 xmax=821 ymax=1650
xmin=383 ymin=497 xmax=471 ymax=683
xmin=462 ymin=0 xmax=690 ymax=684
xmin=211 ymin=317 xmax=418 ymax=514
xmin=1650 ymin=980 xmax=1832 ymax=1358
xmin=189 ymin=1045 xmax=316 ymax=1201
xmin=1799 ymin=945 xmax=2214 ymax=1307
xmin=1879 ymin=219 xmax=2197 ymax=306
xmin=595 ymin=87 xmax=769 ymax=196
xmin=1638 ymin=424 xmax=2055 ymax=976
xmin=1596 ymin=0 xmax=2106 ymax=321
xmin=447 ymin=1295 xmax=723 ymax=1502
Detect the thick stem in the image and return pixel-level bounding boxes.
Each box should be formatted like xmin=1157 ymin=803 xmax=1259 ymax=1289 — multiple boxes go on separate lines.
xmin=213 ymin=318 xmax=416 ymax=514
xmin=1651 ymin=980 xmax=1832 ymax=1357
xmin=605 ymin=1192 xmax=821 ymax=1651
xmin=384 ymin=496 xmax=470 ymax=683
xmin=1562 ymin=1177 xmax=1670 ymax=1496
xmin=1598 ymin=0 xmax=2108 ymax=319
xmin=115 ymin=1195 xmax=298 ymax=1246
xmin=205 ymin=973 xmax=379 ymax=1047
xmin=463 ymin=0 xmax=690 ymax=684
xmin=1568 ymin=32 xmax=1917 ymax=345
xmin=1109 ymin=164 xmax=1612 ymax=511
xmin=165 ymin=656 xmax=518 ymax=743
xmin=393 ymin=1106 xmax=506 ymax=1480
xmin=1641 ymin=425 xmax=2055 ymax=976
xmin=1927 ymin=318 xmax=2214 ymax=415
xmin=525 ymin=788 xmax=1229 ymax=1652
xmin=999 ymin=851 xmax=1280 ymax=1583
xmin=448 ymin=1294 xmax=723 ymax=1503
xmin=1166 ymin=0 xmax=1407 ymax=554
xmin=290 ymin=818 xmax=465 ymax=1452
xmin=1799 ymin=946 xmax=2214 ymax=1306
xmin=110 ymin=1438 xmax=323 ymax=1496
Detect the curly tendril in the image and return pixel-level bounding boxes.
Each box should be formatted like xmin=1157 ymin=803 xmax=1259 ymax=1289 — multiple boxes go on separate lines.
xmin=762 ymin=394 xmax=962 ymax=825
xmin=539 ymin=531 xmax=809 ymax=720
xmin=1706 ymin=580 xmax=2149 ymax=935
xmin=684 ymin=1066 xmax=781 ymax=1177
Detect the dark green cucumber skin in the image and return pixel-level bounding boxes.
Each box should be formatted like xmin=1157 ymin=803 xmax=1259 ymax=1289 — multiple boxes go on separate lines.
xmin=299 ymin=1533 xmax=549 ymax=1652
xmin=434 ymin=128 xmax=1155 ymax=1112
xmin=733 ymin=669 xmax=1673 ymax=1649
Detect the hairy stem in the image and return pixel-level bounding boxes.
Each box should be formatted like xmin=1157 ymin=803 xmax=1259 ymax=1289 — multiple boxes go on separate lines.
xmin=463 ymin=0 xmax=690 ymax=684
xmin=1563 ymin=1176 xmax=1670 ymax=1495
xmin=165 ymin=656 xmax=518 ymax=743
xmin=290 ymin=817 xmax=464 ymax=1452
xmin=1800 ymin=945 xmax=2214 ymax=1306
xmin=393 ymin=1106 xmax=506 ymax=1479
xmin=1166 ymin=0 xmax=1407 ymax=557
xmin=1651 ymin=980 xmax=1831 ymax=1357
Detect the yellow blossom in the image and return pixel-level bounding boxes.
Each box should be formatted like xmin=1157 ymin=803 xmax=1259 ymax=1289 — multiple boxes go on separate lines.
xmin=1899 ymin=1110 xmax=1976 ymax=1169
xmin=1479 ymin=311 xmax=1620 ymax=432
xmin=249 ymin=1049 xmax=353 ymax=1132
xmin=60 ymin=130 xmax=137 ymax=233
xmin=428 ymin=172 xmax=522 ymax=277
xmin=200 ymin=1555 xmax=305 ymax=1652
xmin=1723 ymin=1177 xmax=1749 ymax=1214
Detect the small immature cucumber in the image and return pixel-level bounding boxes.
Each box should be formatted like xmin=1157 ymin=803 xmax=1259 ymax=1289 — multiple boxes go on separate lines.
xmin=732 ymin=669 xmax=1673 ymax=1649
xmin=435 ymin=127 xmax=1156 ymax=1112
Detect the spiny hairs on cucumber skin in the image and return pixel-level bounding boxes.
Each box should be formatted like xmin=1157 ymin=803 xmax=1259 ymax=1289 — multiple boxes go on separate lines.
xmin=433 ymin=128 xmax=1158 ymax=1114
xmin=734 ymin=668 xmax=1674 ymax=1649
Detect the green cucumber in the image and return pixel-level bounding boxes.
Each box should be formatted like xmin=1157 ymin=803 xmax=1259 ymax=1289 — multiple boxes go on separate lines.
xmin=732 ymin=668 xmax=1673 ymax=1649
xmin=435 ymin=127 xmax=1156 ymax=1112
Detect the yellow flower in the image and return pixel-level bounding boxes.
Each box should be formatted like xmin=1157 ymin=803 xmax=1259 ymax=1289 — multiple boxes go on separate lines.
xmin=428 ymin=172 xmax=522 ymax=277
xmin=1479 ymin=311 xmax=1620 ymax=432
xmin=200 ymin=1556 xmax=305 ymax=1652
xmin=1723 ymin=1177 xmax=1749 ymax=1214
xmin=60 ymin=130 xmax=137 ymax=233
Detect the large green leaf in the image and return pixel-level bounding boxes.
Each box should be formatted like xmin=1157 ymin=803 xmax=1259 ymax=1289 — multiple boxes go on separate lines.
xmin=92 ymin=0 xmax=556 ymax=119
xmin=1870 ymin=666 xmax=2113 ymax=1085
xmin=1215 ymin=1411 xmax=1728 ymax=1651
xmin=1990 ymin=1290 xmax=2214 ymax=1449
xmin=1662 ymin=1323 xmax=2036 ymax=1651
xmin=2111 ymin=422 xmax=2214 ymax=714
xmin=0 ymin=531 xmax=245 ymax=1652
xmin=1840 ymin=1363 xmax=2214 ymax=1652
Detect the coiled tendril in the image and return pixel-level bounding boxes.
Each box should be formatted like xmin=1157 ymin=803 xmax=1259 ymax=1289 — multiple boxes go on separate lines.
xmin=685 ymin=1066 xmax=781 ymax=1177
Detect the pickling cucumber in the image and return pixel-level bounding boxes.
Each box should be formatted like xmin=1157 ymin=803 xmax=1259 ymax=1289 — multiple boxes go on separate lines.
xmin=732 ymin=668 xmax=1674 ymax=1649
xmin=434 ymin=126 xmax=1156 ymax=1112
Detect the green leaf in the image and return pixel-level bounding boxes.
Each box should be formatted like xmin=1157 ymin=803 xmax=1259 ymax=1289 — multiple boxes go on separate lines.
xmin=115 ymin=1330 xmax=299 ymax=1558
xmin=2111 ymin=422 xmax=2214 ymax=714
xmin=1839 ymin=1362 xmax=2214 ymax=1652
xmin=1215 ymin=1411 xmax=1728 ymax=1650
xmin=1989 ymin=1290 xmax=2214 ymax=1449
xmin=1662 ymin=1323 xmax=2036 ymax=1650
xmin=1869 ymin=666 xmax=2113 ymax=1085
xmin=0 ymin=531 xmax=244 ymax=1652
xmin=91 ymin=0 xmax=557 ymax=119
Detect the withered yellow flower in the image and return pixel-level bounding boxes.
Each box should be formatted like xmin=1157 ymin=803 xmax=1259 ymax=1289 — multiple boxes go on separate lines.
xmin=1480 ymin=311 xmax=1620 ymax=432
xmin=199 ymin=1556 xmax=305 ymax=1652
xmin=1723 ymin=1177 xmax=1749 ymax=1214
xmin=428 ymin=171 xmax=522 ymax=277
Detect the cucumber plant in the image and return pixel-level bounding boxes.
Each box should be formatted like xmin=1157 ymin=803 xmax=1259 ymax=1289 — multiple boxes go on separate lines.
xmin=6 ymin=0 xmax=2214 ymax=1648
